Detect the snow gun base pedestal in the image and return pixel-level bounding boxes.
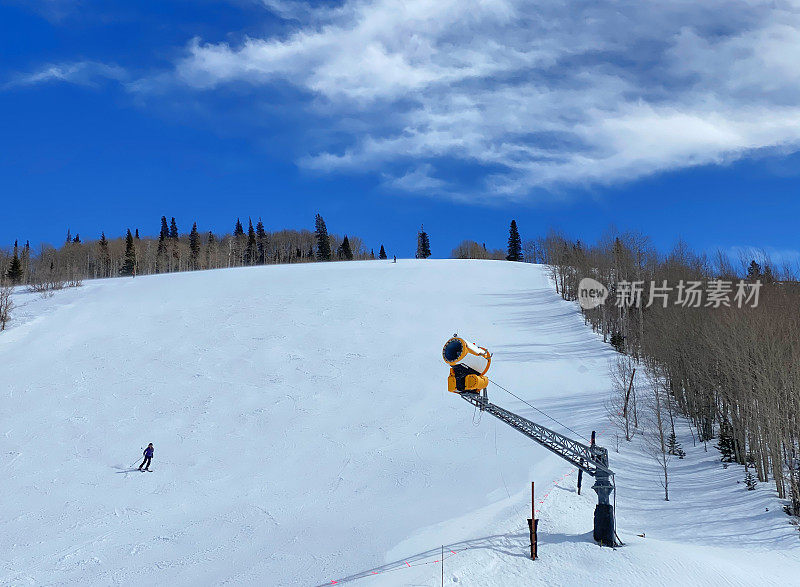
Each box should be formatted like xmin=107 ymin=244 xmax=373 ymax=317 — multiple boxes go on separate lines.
xmin=593 ymin=504 xmax=615 ymax=546
xmin=592 ymin=472 xmax=618 ymax=546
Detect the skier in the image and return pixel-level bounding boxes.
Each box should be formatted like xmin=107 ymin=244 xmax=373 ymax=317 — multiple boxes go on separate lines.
xmin=139 ymin=443 xmax=154 ymax=471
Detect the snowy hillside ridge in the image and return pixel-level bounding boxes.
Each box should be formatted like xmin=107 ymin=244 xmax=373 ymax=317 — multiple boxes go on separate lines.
xmin=1 ymin=260 xmax=798 ymax=587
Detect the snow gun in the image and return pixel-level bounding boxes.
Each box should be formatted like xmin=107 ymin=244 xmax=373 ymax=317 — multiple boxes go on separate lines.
xmin=442 ymin=335 xmax=491 ymax=393
xmin=442 ymin=334 xmax=620 ymax=547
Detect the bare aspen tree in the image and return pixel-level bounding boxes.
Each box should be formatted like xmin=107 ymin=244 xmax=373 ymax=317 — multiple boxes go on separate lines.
xmin=0 ymin=281 xmax=13 ymax=331
xmin=522 ymin=239 xmax=539 ymax=263
xmin=643 ymin=364 xmax=672 ymax=501
xmin=608 ymin=355 xmax=637 ymax=441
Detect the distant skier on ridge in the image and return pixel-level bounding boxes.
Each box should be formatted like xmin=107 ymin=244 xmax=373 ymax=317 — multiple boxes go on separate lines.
xmin=138 ymin=443 xmax=154 ymax=471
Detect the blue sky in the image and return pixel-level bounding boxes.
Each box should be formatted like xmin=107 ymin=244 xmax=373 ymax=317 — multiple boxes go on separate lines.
xmin=1 ymin=0 xmax=799 ymax=264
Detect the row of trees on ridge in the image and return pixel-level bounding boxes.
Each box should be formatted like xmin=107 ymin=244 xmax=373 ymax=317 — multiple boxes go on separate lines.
xmin=0 ymin=215 xmax=386 ymax=288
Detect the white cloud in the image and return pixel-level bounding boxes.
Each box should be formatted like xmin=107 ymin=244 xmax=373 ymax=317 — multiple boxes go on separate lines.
xmin=5 ymin=61 xmax=127 ymax=89
xmin=171 ymin=0 xmax=800 ymax=198
xmin=258 ymin=0 xmax=345 ymax=22
xmin=381 ymin=164 xmax=446 ymax=192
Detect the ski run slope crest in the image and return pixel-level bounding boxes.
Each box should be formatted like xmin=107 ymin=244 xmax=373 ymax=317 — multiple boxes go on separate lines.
xmin=1 ymin=260 xmax=798 ymax=586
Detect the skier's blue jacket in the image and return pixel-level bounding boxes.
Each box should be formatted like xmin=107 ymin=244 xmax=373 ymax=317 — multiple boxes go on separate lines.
xmin=144 ymin=446 xmax=154 ymax=458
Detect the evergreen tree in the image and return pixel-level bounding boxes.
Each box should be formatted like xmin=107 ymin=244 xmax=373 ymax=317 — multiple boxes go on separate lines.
xmin=717 ymin=421 xmax=735 ymax=463
xmin=98 ymin=232 xmax=110 ymax=277
xmin=6 ymin=241 xmax=23 ymax=284
xmin=315 ymin=214 xmax=332 ymax=261
xmin=744 ymin=469 xmax=757 ymax=490
xmin=234 ymin=218 xmax=244 ymax=236
xmin=65 ymin=229 xmax=71 ymax=245
xmin=339 ymin=235 xmax=353 ymax=260
xmin=169 ymin=217 xmax=179 ymax=240
xmin=121 ymin=230 xmax=137 ymax=276
xmin=156 ymin=216 xmax=168 ymax=272
xmin=746 ymin=260 xmax=762 ymax=281
xmin=246 ymin=219 xmax=257 ymax=265
xmin=416 ymin=225 xmax=431 ymax=259
xmin=666 ymin=430 xmax=685 ymax=459
xmin=134 ymin=229 xmax=140 ymax=240
xmin=256 ymin=219 xmax=267 ymax=264
xmin=189 ymin=222 xmax=201 ymax=269
xmin=73 ymin=233 xmax=81 ymax=244
xmin=159 ymin=216 xmax=169 ymax=241
xmin=379 ymin=245 xmax=387 ymax=260
xmin=506 ymin=220 xmax=523 ymax=261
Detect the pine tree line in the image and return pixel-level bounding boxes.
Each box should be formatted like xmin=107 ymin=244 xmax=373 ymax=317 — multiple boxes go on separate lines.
xmin=0 ymin=216 xmax=375 ymax=288
xmin=5 ymin=218 xmax=539 ymax=286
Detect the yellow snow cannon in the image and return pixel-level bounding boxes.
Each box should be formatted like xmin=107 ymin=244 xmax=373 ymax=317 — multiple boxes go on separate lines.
xmin=442 ymin=336 xmax=491 ymax=393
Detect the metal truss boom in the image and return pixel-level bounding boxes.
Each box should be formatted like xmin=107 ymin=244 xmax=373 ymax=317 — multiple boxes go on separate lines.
xmin=460 ymin=391 xmax=612 ymax=478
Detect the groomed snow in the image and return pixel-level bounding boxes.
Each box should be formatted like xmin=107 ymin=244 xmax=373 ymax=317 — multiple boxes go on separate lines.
xmin=1 ymin=260 xmax=798 ymax=586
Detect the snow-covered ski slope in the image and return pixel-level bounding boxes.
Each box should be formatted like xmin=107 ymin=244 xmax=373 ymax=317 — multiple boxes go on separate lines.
xmin=1 ymin=260 xmax=798 ymax=586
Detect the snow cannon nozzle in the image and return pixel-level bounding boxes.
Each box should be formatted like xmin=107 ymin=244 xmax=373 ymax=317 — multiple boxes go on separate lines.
xmin=443 ymin=336 xmax=491 ymax=393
